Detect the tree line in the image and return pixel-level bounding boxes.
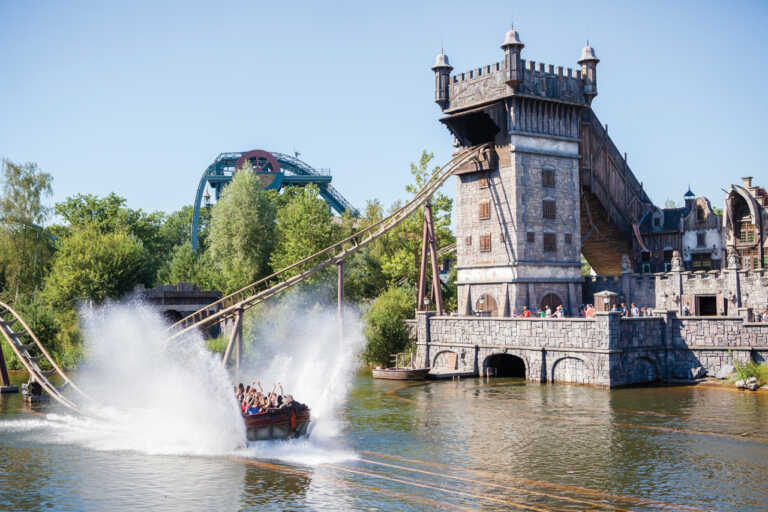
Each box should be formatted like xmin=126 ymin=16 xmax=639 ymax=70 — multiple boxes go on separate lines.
xmin=0 ymin=152 xmax=455 ymax=368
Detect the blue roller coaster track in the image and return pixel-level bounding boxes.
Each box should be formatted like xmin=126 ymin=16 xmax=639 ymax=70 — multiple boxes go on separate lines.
xmin=191 ymin=149 xmax=359 ymax=251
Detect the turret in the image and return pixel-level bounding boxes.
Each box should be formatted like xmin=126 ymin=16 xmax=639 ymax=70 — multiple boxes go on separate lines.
xmin=578 ymin=43 xmax=599 ymax=105
xmin=500 ymin=28 xmax=524 ymax=89
xmin=432 ymin=52 xmax=453 ymax=110
xmin=684 ymin=187 xmax=695 ymax=211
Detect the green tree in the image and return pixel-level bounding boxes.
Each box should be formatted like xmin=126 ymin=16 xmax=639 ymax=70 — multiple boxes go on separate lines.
xmin=208 ymin=164 xmax=277 ymax=293
xmin=362 ymin=286 xmax=414 ymax=365
xmin=53 ymin=192 xmax=166 ymax=282
xmin=159 ymin=204 xmax=212 ymax=253
xmin=42 ymin=226 xmax=149 ymax=308
xmin=270 ymin=184 xmax=339 ymax=295
xmin=0 ymin=159 xmax=54 ymax=299
xmin=379 ymin=151 xmax=454 ymax=286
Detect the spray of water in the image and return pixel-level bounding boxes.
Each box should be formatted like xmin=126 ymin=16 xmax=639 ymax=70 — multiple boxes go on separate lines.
xmin=233 ymin=292 xmax=366 ymax=462
xmin=2 ymin=294 xmax=364 ymax=465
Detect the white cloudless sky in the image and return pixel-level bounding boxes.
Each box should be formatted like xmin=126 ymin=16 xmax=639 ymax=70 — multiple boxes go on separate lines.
xmin=1 ymin=0 xmax=766 ymax=222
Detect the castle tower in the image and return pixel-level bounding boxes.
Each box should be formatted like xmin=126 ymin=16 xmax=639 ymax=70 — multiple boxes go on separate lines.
xmin=500 ymin=28 xmax=524 ymax=89
xmin=578 ymin=43 xmax=599 ymax=105
xmin=433 ymin=28 xmax=591 ymax=316
xmin=431 ymin=52 xmax=453 ymax=110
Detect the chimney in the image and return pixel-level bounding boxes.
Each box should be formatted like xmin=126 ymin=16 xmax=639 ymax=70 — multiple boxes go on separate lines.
xmin=742 ymin=176 xmax=753 ymax=188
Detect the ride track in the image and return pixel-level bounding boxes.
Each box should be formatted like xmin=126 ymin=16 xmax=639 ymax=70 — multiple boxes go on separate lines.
xmin=0 ymin=144 xmax=490 ymax=415
xmin=166 ymin=143 xmax=491 ymax=345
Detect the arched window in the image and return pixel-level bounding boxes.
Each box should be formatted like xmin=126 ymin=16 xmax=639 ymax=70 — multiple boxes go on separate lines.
xmin=732 ymin=195 xmax=754 ymax=243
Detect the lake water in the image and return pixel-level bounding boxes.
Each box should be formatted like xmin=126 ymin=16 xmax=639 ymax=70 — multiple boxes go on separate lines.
xmin=1 ymin=370 xmax=767 ymax=511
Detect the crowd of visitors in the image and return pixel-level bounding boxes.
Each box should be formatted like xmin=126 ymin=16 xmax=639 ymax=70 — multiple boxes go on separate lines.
xmin=235 ymin=381 xmax=294 ymax=416
xmin=450 ymin=301 xmax=656 ymax=319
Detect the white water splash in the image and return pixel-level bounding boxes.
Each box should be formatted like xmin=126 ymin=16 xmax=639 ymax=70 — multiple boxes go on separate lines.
xmin=0 ymin=296 xmax=364 ymax=466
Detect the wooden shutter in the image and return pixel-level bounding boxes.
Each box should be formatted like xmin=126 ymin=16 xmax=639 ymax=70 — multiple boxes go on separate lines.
xmin=479 ymin=201 xmax=491 ymax=220
xmin=543 ymin=233 xmax=556 ymax=252
xmin=480 ymin=234 xmax=491 ymax=252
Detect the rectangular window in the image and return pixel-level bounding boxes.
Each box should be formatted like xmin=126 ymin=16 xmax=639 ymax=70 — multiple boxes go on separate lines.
xmin=564 ymin=233 xmax=572 ymax=245
xmin=755 ymin=257 xmax=760 ymax=270
xmin=641 ymin=263 xmax=651 ymax=273
xmin=740 ymin=225 xmax=756 ymax=243
xmin=480 ymin=234 xmax=491 ymax=252
xmin=465 ymin=235 xmax=472 ymax=246
xmin=479 ymin=201 xmax=491 ymax=220
xmin=500 ymin=233 xmax=506 ymax=243
xmin=543 ymin=200 xmax=556 ymax=220
xmin=692 ymin=253 xmax=711 ymax=270
xmin=542 ymin=169 xmax=555 ymax=188
xmin=478 ymin=174 xmax=489 ymax=189
xmin=527 ymin=232 xmax=535 ymax=243
xmin=543 ymin=233 xmax=556 ymax=252
xmin=696 ymin=232 xmax=706 ymax=248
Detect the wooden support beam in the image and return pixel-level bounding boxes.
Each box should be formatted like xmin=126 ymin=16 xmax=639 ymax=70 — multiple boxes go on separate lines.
xmin=425 ymin=203 xmax=444 ymax=316
xmin=222 ymin=308 xmax=243 ymax=368
xmin=417 ymin=217 xmax=429 ymax=311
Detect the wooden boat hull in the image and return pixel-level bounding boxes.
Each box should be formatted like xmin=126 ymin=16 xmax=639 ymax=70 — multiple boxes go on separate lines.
xmin=244 ymin=404 xmax=310 ymax=441
xmin=372 ymin=367 xmax=430 ymax=380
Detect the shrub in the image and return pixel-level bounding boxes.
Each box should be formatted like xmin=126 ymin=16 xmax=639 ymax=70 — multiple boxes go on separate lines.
xmin=731 ymin=358 xmax=768 ymax=386
xmin=363 ymin=286 xmax=414 ymax=366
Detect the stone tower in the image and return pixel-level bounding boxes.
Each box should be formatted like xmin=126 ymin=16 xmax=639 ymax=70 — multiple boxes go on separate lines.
xmin=432 ymin=29 xmax=599 ymax=316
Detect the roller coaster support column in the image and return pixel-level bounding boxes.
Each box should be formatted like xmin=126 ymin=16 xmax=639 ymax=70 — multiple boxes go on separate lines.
xmin=417 ymin=216 xmax=429 ymax=311
xmin=0 ymin=341 xmax=18 ymax=393
xmin=222 ymin=307 xmax=243 ymax=369
xmin=425 ymin=203 xmax=444 ymax=316
xmin=337 ymin=260 xmax=344 ymax=340
xmin=417 ymin=205 xmax=444 ymax=314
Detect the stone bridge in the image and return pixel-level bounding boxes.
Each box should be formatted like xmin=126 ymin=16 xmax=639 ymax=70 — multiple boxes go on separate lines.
xmin=415 ymin=311 xmax=768 ymax=387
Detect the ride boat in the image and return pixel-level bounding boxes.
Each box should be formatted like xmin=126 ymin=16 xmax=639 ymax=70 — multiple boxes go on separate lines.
xmin=244 ymin=402 xmax=311 ymax=441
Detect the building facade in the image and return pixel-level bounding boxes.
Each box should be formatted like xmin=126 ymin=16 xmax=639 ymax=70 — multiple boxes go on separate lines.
xmin=723 ymin=176 xmax=768 ymax=271
xmin=635 ymin=190 xmax=723 ymax=273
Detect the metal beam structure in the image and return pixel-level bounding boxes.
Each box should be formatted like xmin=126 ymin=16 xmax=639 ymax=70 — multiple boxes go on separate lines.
xmin=191 ymin=149 xmax=359 ymax=251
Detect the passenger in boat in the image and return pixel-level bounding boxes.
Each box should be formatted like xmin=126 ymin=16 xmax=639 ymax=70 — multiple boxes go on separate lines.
xmin=522 ymin=306 xmax=531 ymax=318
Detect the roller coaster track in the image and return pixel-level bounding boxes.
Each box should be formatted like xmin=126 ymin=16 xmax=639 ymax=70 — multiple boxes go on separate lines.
xmin=168 ymin=144 xmax=490 ymax=340
xmin=0 ymin=301 xmax=92 ymax=413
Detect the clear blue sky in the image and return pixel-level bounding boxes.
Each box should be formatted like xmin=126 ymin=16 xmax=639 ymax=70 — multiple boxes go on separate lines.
xmin=1 ymin=1 xmax=766 ymax=222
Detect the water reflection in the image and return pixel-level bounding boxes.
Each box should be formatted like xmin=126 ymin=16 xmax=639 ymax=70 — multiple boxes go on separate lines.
xmin=2 ymin=372 xmax=768 ymax=511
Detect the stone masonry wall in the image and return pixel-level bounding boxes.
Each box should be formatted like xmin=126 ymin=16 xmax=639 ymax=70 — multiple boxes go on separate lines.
xmin=416 ymin=310 xmax=768 ymax=387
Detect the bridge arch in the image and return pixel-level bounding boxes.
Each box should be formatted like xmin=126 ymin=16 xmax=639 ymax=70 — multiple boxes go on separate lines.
xmin=475 ymin=294 xmax=498 ymax=316
xmin=433 ymin=350 xmax=459 ymax=370
xmin=539 ymin=293 xmax=563 ymax=312
xmin=483 ymin=353 xmax=526 ymax=378
xmin=551 ymin=356 xmax=590 ymax=384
